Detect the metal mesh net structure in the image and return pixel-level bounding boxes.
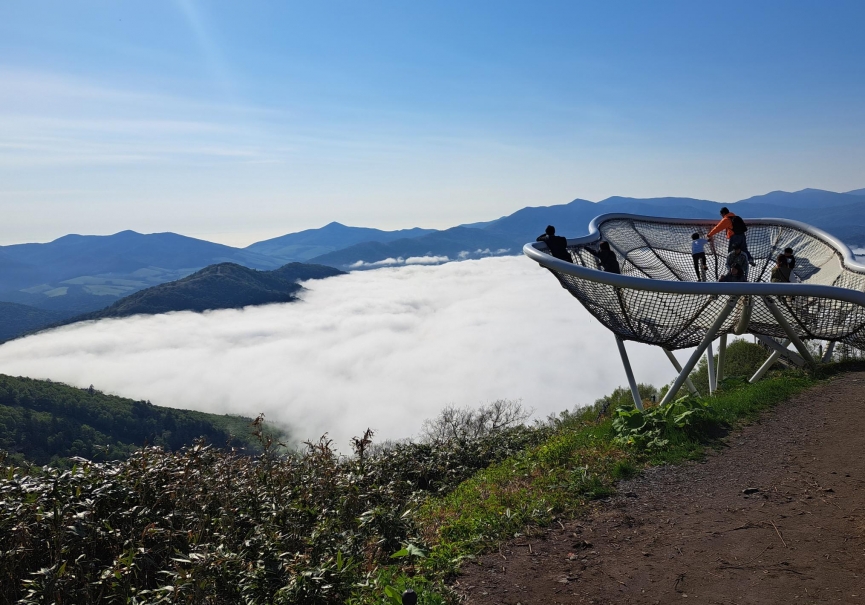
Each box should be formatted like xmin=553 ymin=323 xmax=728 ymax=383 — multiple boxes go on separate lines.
xmin=524 ymin=214 xmax=865 ymax=407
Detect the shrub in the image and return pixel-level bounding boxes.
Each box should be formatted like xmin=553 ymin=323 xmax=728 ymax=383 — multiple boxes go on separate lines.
xmin=593 ymin=383 xmax=658 ymax=417
xmin=667 ymin=338 xmax=772 ymax=399
xmin=0 ymin=415 xmax=547 ymax=604
xmin=419 ymin=399 xmax=530 ymax=445
xmin=611 ymin=396 xmax=715 ymax=451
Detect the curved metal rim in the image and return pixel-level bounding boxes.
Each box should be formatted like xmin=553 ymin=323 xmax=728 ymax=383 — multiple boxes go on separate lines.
xmin=523 ymin=213 xmax=865 ymax=307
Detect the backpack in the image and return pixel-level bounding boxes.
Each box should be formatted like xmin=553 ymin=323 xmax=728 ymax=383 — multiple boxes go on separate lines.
xmin=731 ymin=214 xmax=747 ymax=234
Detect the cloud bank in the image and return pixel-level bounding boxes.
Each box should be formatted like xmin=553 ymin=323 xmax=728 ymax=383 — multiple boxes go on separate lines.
xmin=0 ymin=256 xmax=680 ymax=449
xmin=349 ymin=255 xmax=450 ymax=268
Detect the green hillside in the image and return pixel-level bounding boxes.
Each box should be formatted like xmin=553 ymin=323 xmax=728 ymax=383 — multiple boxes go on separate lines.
xmin=0 ymin=374 xmax=284 ymax=466
xmin=0 ymin=302 xmax=70 ymax=342
xmin=1 ymin=262 xmax=345 ymax=342
xmin=76 ymin=262 xmax=344 ymax=319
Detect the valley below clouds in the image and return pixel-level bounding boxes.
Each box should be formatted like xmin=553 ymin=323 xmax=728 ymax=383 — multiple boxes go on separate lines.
xmin=0 ymin=256 xmax=679 ymax=449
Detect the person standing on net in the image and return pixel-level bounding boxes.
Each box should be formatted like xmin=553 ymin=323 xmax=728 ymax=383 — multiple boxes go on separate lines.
xmin=708 ymin=207 xmax=755 ymax=267
xmin=586 ymin=241 xmax=621 ymax=274
xmin=777 ymin=247 xmax=799 ymax=282
xmin=782 ymin=247 xmax=796 ymax=271
xmin=536 ymin=225 xmax=572 ymax=263
xmin=691 ymin=232 xmax=709 ymax=281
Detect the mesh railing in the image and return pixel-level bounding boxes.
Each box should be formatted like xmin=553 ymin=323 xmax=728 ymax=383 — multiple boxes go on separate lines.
xmin=525 ymin=215 xmax=865 ymax=350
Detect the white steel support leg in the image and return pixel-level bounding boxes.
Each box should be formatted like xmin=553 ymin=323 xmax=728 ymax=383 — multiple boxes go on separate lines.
xmin=615 ymin=335 xmax=644 ymax=411
xmin=716 ymin=334 xmax=728 ymax=388
xmin=734 ymin=296 xmax=752 ymax=335
xmin=663 ymin=349 xmax=699 ymax=396
xmin=755 ymin=334 xmax=807 ymax=367
xmin=706 ymin=340 xmax=716 ymax=396
xmin=749 ymin=339 xmax=790 ymax=383
xmin=660 ymin=296 xmax=739 ymax=406
xmin=762 ymin=297 xmax=816 ymax=368
xmin=822 ymin=341 xmax=836 ymax=363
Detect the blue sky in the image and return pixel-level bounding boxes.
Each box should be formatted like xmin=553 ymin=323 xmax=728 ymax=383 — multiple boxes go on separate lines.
xmin=1 ymin=1 xmax=864 ymax=245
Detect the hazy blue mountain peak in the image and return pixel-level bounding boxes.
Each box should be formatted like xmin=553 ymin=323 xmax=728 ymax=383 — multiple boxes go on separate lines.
xmin=736 ymin=188 xmax=858 ymax=209
xmin=598 ymin=195 xmax=719 ymax=207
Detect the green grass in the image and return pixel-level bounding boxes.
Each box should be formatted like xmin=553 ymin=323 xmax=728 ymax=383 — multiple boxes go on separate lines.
xmin=4 ymin=358 xmax=857 ymax=604
xmin=414 ymin=369 xmax=820 ymax=579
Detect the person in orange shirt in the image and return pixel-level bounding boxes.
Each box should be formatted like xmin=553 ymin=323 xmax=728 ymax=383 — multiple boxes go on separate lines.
xmin=708 ymin=207 xmax=755 ymax=266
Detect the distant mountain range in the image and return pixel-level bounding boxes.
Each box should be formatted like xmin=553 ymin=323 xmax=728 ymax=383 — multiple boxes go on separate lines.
xmin=0 ymin=230 xmax=282 ymax=316
xmin=285 ymin=188 xmax=865 ymax=269
xmin=246 ymin=222 xmax=438 ymax=261
xmin=308 ymin=226 xmax=518 ymax=267
xmin=2 ymin=262 xmax=344 ymax=343
xmin=2 ymin=187 xmax=864 ymax=319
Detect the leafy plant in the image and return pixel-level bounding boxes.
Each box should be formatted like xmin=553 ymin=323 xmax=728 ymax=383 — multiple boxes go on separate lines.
xmin=593 ymin=383 xmax=658 ymax=418
xmin=612 ymin=396 xmax=715 ymax=450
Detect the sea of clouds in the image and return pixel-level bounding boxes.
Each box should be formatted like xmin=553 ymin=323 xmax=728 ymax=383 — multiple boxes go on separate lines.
xmin=0 ymin=256 xmax=682 ymax=449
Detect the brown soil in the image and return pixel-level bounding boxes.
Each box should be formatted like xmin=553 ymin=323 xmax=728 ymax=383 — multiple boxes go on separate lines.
xmin=455 ymin=372 xmax=865 ymax=604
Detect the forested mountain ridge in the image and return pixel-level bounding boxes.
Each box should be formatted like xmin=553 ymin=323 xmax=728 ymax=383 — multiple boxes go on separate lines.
xmin=0 ymin=230 xmax=283 ymax=315
xmin=0 ymin=302 xmax=72 ymax=342
xmin=1 ymin=262 xmax=345 ymax=342
xmin=72 ymin=262 xmax=344 ymax=320
xmin=0 ymin=374 xmax=281 ymax=466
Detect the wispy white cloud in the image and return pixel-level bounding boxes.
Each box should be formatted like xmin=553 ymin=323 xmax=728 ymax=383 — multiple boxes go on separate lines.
xmin=349 ymin=255 xmax=450 ymax=268
xmin=458 ymin=249 xmax=514 ymax=260
xmin=0 ymin=256 xmax=677 ymax=449
xmin=0 ymin=68 xmax=303 ymax=169
xmin=405 ymin=255 xmax=449 ymax=265
xmin=350 ymin=257 xmax=401 ymax=268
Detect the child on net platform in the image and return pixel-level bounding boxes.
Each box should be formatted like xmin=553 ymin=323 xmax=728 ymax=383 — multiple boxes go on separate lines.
xmin=691 ymin=232 xmax=709 ymax=281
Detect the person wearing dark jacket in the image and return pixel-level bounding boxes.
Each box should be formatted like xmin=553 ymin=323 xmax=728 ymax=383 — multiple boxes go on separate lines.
xmin=783 ymin=247 xmax=796 ymax=270
xmin=725 ymin=243 xmax=749 ymax=280
xmin=587 ymin=241 xmax=621 ymax=274
xmin=536 ymin=225 xmax=571 ymax=262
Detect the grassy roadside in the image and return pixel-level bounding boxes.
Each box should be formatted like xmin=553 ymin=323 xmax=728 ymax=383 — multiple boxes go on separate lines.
xmin=4 ymin=360 xmax=860 ymax=604
xmin=388 ymin=366 xmax=847 ymax=602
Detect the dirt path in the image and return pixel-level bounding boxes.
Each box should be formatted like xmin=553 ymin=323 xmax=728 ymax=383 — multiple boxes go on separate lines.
xmin=456 ymin=372 xmax=865 ymax=604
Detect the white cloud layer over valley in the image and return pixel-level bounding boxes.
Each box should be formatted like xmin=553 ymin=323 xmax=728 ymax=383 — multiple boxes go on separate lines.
xmin=0 ymin=256 xmax=680 ymax=448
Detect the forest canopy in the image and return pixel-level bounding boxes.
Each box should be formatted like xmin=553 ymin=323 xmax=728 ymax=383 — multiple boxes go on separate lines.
xmin=0 ymin=374 xmax=278 ymax=466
